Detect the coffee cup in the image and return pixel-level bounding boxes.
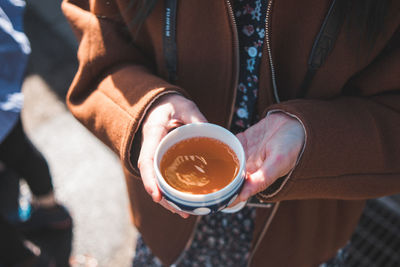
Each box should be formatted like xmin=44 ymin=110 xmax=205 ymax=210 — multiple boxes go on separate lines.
xmin=154 ymin=123 xmax=246 ymax=215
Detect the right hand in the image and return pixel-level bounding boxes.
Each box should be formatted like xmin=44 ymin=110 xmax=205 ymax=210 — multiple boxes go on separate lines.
xmin=138 ymin=94 xmax=207 ymax=218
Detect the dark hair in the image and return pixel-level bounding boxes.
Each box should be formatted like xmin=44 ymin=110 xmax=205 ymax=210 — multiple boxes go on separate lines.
xmin=129 ymin=0 xmax=391 ymax=46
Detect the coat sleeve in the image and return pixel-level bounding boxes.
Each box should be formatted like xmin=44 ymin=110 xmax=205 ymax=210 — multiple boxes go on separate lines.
xmin=61 ymin=0 xmax=187 ymax=175
xmin=258 ymin=27 xmax=400 ymax=202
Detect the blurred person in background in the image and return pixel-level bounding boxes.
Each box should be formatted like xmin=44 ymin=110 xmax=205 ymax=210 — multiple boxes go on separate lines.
xmin=62 ymin=0 xmax=400 ymax=266
xmin=0 ymin=0 xmax=72 ymax=266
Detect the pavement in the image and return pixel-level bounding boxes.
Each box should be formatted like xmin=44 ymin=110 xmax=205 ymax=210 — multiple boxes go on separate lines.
xmin=21 ymin=0 xmax=138 ymax=266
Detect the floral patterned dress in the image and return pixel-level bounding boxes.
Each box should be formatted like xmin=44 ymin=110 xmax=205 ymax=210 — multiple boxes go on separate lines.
xmin=230 ymin=0 xmax=267 ymax=135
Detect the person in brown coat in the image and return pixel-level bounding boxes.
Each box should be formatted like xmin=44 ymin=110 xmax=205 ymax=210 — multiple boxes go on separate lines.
xmin=61 ymin=0 xmax=400 ymax=266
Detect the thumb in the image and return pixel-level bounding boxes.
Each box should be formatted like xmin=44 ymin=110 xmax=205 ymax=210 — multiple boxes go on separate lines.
xmin=238 ymin=160 xmax=279 ymax=202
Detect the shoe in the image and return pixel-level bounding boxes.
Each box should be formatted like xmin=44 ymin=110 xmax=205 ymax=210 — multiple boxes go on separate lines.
xmin=17 ymin=204 xmax=72 ymax=232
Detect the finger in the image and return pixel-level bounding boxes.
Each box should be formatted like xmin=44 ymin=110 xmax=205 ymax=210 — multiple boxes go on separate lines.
xmin=138 ymin=125 xmax=169 ymax=202
xmin=246 ymin=151 xmax=267 ymax=174
xmin=238 ymin=171 xmax=269 ymax=202
xmin=159 ymin=198 xmax=190 ymax=219
xmin=138 ymin=158 xmax=162 ymax=202
xmin=179 ymin=103 xmax=208 ymax=124
xmin=236 ymin=132 xmax=249 ymax=160
xmin=167 ymin=119 xmax=184 ymax=130
xmin=188 ymin=111 xmax=208 ymax=123
xmin=167 ymin=106 xmax=207 ymax=132
xmin=228 ymin=172 xmax=252 ymax=206
xmin=238 ymin=154 xmax=283 ymax=202
xmin=227 ymin=193 xmax=245 ymax=208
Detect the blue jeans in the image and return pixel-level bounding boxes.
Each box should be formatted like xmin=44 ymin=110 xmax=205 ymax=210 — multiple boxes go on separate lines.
xmin=0 ymin=0 xmax=30 ymax=142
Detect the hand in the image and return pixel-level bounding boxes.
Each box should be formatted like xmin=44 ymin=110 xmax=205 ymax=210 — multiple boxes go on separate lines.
xmin=138 ymin=94 xmax=207 ymax=218
xmin=234 ymin=112 xmax=305 ymax=203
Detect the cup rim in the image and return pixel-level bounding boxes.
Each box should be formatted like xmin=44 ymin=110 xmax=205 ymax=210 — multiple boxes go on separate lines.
xmin=154 ymin=122 xmax=245 ymax=203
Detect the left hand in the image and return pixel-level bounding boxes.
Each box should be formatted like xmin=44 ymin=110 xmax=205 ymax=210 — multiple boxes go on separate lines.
xmin=137 ymin=94 xmax=207 ymax=218
xmin=232 ymin=112 xmax=305 ymax=204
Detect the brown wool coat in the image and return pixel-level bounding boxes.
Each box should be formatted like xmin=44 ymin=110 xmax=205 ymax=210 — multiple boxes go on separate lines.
xmin=62 ymin=0 xmax=400 ymax=266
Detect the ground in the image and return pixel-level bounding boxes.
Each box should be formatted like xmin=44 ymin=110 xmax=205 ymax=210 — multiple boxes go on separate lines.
xmin=21 ymin=0 xmax=137 ymax=266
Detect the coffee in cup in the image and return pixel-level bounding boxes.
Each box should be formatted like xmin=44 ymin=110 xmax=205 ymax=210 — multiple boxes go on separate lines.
xmin=160 ymin=136 xmax=239 ymax=195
